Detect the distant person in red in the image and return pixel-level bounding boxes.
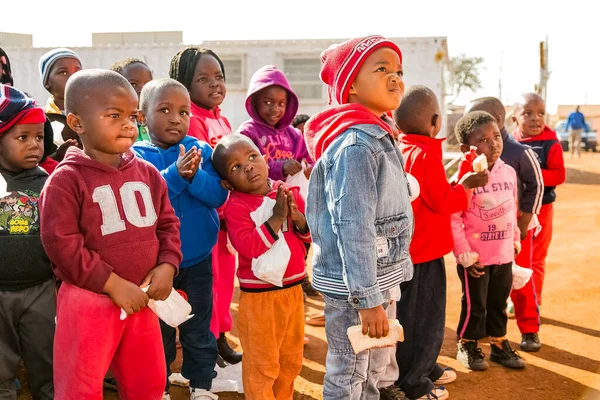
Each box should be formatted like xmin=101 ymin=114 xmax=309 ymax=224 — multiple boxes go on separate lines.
xmin=511 ymin=93 xmax=565 ymax=352
xmin=40 ymin=70 xmax=182 ymax=400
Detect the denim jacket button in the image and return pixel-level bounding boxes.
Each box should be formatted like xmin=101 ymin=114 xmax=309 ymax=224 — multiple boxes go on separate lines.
xmin=352 ymin=298 xmax=360 ymax=304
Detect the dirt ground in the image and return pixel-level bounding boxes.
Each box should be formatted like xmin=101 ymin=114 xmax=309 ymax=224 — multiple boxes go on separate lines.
xmin=17 ymin=152 xmax=600 ymax=399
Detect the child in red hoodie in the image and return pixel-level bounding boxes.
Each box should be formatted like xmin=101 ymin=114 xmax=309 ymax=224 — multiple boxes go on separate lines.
xmin=212 ymin=134 xmax=310 ymax=400
xmin=40 ymin=70 xmax=182 ymax=400
xmin=395 ymin=86 xmax=488 ymax=400
xmin=170 ymin=46 xmax=241 ymax=363
xmin=510 ymin=93 xmax=565 ymax=352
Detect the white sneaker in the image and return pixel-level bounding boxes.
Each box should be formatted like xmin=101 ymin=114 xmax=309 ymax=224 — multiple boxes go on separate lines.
xmin=434 ymin=368 xmax=457 ymax=385
xmin=162 ymin=392 xmax=171 ymax=400
xmin=190 ymin=388 xmax=219 ymax=400
xmin=416 ymin=386 xmax=449 ymax=400
xmin=507 ymin=298 xmax=515 ymax=318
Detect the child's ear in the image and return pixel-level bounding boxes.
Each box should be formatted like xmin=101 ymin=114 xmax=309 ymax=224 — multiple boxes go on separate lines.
xmin=220 ymin=180 xmax=234 ymax=191
xmin=66 ymin=113 xmax=84 ymax=135
xmin=459 ymin=143 xmax=471 ymax=153
xmin=138 ymin=110 xmax=146 ymax=126
xmin=348 ymin=84 xmax=357 ymax=96
xmin=511 ymin=115 xmax=518 ymax=124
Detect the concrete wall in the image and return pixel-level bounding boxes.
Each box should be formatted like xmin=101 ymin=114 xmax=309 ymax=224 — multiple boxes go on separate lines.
xmin=2 ymin=35 xmax=449 ymax=137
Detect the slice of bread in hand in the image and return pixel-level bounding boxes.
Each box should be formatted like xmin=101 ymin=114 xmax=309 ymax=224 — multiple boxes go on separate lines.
xmin=472 ymin=154 xmax=488 ymax=172
xmin=347 ymin=319 xmax=404 ymax=354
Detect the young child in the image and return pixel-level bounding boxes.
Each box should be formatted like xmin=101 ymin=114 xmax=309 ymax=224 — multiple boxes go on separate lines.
xmin=303 ymin=35 xmax=413 ymax=399
xmin=464 ymin=97 xmax=544 ymax=350
xmin=212 ymin=133 xmax=310 ymax=400
xmin=38 ymin=48 xmax=82 ymax=161
xmin=291 ymin=114 xmax=310 ymax=134
xmin=452 ymin=111 xmax=526 ymax=371
xmin=170 ymin=47 xmax=241 ymax=363
xmin=237 ymin=65 xmax=313 ymax=181
xmin=511 ymin=93 xmax=565 ymax=351
xmin=133 ymin=78 xmax=227 ymax=400
xmin=1 ymin=47 xmax=13 ymax=85
xmin=394 ymin=86 xmax=488 ymax=400
xmin=40 ymin=70 xmax=183 ymax=400
xmin=0 ymin=85 xmax=54 ymax=399
xmin=110 ymin=57 xmax=154 ymax=142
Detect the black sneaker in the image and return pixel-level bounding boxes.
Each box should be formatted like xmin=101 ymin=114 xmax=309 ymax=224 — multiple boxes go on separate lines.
xmin=520 ymin=333 xmax=542 ymax=352
xmin=491 ymin=340 xmax=526 ymax=369
xmin=456 ymin=341 xmax=489 ymax=371
xmin=379 ymin=384 xmax=407 ymax=400
xmin=217 ymin=333 xmax=242 ymax=364
xmin=302 ymin=276 xmax=319 ymax=296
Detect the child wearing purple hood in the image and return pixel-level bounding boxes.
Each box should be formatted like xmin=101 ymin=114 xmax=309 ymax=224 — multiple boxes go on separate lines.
xmin=237 ymin=65 xmax=313 ymax=180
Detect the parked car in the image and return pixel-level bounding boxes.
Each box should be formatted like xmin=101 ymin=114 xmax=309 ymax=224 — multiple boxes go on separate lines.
xmin=554 ymin=120 xmax=598 ymax=152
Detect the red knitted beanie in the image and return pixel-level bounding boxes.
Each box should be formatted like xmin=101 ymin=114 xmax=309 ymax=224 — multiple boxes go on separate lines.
xmin=319 ymin=35 xmax=402 ymax=105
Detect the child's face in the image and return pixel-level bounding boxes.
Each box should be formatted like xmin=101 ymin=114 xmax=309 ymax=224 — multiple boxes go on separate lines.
xmin=513 ymin=97 xmax=546 ymax=137
xmin=221 ymin=141 xmax=270 ymax=195
xmin=254 ymin=86 xmax=287 ymax=127
xmin=190 ymin=55 xmax=226 ymax=110
xmin=349 ymin=47 xmax=404 ymax=116
xmin=0 ymin=123 xmax=45 ymax=173
xmin=71 ymin=86 xmax=139 ymax=159
xmin=47 ymin=58 xmax=82 ymax=100
xmin=142 ymin=86 xmax=191 ymax=150
xmin=122 ymin=63 xmax=153 ymax=99
xmin=463 ymin=122 xmax=503 ymax=168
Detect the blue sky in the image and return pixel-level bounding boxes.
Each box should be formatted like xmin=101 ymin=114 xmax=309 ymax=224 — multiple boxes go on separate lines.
xmin=3 ymin=0 xmax=597 ymax=111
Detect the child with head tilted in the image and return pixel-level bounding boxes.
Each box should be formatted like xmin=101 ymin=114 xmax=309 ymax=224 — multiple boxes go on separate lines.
xmin=303 ymin=35 xmax=413 ymax=399
xmin=39 ymin=70 xmax=183 ymax=400
xmin=452 ymin=111 xmax=526 ymax=372
xmin=0 ymin=85 xmax=55 ymax=399
xmin=510 ymin=93 xmax=565 ymax=352
xmin=393 ymin=86 xmax=488 ymax=400
xmin=212 ymin=134 xmax=310 ymax=400
xmin=110 ymin=57 xmax=154 ymax=142
xmin=169 ymin=47 xmax=241 ymax=364
xmin=132 ymin=78 xmax=227 ymax=400
xmin=237 ymin=65 xmax=313 ymax=181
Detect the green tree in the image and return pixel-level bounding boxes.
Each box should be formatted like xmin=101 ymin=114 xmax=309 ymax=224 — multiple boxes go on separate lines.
xmin=449 ymin=54 xmax=484 ymax=104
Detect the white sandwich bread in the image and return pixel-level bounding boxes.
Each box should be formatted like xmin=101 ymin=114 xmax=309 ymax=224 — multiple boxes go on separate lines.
xmin=347 ymin=319 xmax=404 ymax=354
xmin=472 ymin=154 xmax=488 ymax=172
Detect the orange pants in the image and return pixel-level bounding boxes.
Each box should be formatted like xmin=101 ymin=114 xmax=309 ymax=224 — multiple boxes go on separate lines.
xmin=238 ymin=284 xmax=304 ymax=400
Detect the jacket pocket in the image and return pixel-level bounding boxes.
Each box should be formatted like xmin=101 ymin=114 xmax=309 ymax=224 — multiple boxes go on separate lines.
xmin=374 ymin=214 xmax=410 ymax=268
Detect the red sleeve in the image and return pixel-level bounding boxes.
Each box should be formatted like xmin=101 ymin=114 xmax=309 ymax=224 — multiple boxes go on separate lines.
xmin=416 ymin=153 xmax=469 ymax=215
xmin=188 ymin=115 xmax=209 ymax=143
xmin=40 ymin=172 xmax=113 ymax=293
xmin=541 ymin=142 xmax=565 ymax=187
xmin=153 ymin=172 xmax=183 ymax=272
xmin=290 ymin=186 xmax=311 ymax=243
xmin=224 ymin=200 xmax=279 ymax=259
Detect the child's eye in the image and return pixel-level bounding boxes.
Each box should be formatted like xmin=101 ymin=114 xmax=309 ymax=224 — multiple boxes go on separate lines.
xmin=17 ymin=135 xmax=27 ymax=141
xmin=160 ymin=108 xmax=170 ymax=114
xmin=129 ymin=115 xmax=138 ymax=122
xmin=108 ymin=114 xmax=119 ymax=119
xmin=279 ymin=102 xmax=286 ymax=107
xmin=249 ymin=154 xmax=257 ymax=161
xmin=36 ymin=135 xmax=45 ymax=142
xmin=231 ymin=165 xmax=240 ymax=171
xmin=198 ymin=77 xmax=206 ymax=82
xmin=396 ymin=70 xmax=404 ymax=77
xmin=130 ymin=82 xmax=137 ymax=88
xmin=376 ymin=67 xmax=387 ymax=72
xmin=216 ymin=75 xmax=224 ymax=81
xmin=59 ymin=71 xmax=67 ymax=76
xmin=180 ymin=110 xmax=189 ymax=116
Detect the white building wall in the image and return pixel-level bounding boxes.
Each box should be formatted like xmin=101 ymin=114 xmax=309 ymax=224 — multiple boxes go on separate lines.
xmin=3 ymin=36 xmax=448 ymax=137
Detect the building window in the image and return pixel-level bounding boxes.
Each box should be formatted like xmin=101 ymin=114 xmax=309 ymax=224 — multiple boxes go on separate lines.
xmin=222 ymin=58 xmax=243 ymax=87
xmin=284 ymin=58 xmax=323 ymax=100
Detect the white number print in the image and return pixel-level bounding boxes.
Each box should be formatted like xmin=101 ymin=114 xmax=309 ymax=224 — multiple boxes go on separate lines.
xmin=92 ymin=182 xmax=158 ymax=236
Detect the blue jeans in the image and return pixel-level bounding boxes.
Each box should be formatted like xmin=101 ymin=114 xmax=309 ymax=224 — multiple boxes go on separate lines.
xmin=161 ymin=255 xmax=217 ymax=391
xmin=322 ymin=292 xmax=395 ymax=400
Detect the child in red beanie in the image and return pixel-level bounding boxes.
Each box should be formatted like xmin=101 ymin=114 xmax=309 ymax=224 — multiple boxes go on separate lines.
xmin=303 ymin=35 xmax=414 ymax=400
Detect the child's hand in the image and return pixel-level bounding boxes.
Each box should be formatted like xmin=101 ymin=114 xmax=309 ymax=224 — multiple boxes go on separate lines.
xmin=104 ymin=273 xmax=149 ymax=315
xmin=188 ymin=148 xmax=202 ymax=179
xmin=465 ymin=261 xmax=485 ymax=278
xmin=176 ymin=144 xmax=198 ymax=178
xmin=282 ymin=159 xmax=302 ymax=177
xmin=287 ymin=192 xmax=308 ymax=233
xmin=358 ymin=305 xmax=389 ymax=338
xmin=272 ymin=185 xmax=289 ymax=222
xmin=54 ymin=139 xmax=79 ymax=160
xmin=140 ymin=263 xmax=176 ymax=301
xmin=459 ymin=171 xmax=489 ymax=190
xmin=303 ymin=163 xmax=313 ymax=179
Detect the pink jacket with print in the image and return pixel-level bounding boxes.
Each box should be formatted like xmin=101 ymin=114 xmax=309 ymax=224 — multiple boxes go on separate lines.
xmin=451 ymin=158 xmax=520 ymax=266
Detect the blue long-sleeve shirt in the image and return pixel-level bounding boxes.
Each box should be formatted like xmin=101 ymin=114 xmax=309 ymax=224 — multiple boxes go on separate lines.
xmin=565 ymin=111 xmax=587 ymax=131
xmin=133 ymin=136 xmax=227 ymax=267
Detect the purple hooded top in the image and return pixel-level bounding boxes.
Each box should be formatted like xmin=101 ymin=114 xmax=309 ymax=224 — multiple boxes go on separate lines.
xmin=237 ymin=65 xmax=312 ymax=181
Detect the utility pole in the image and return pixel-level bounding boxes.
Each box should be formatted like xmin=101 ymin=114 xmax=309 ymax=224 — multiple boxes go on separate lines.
xmin=498 ymin=52 xmax=503 ymax=101
xmin=537 ymin=37 xmax=550 ymax=122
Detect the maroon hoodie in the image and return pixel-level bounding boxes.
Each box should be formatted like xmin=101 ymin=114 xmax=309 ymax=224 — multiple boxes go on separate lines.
xmin=40 ymin=147 xmax=182 ymax=294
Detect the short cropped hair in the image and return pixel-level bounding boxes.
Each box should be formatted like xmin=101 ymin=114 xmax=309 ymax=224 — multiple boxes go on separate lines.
xmin=64 ymin=69 xmax=134 ymax=115
xmin=454 ymin=111 xmax=497 ymax=144
xmin=109 ymin=58 xmax=149 ymax=75
xmin=139 ymin=78 xmax=188 ymax=113
xmin=212 ymin=134 xmax=259 ymax=177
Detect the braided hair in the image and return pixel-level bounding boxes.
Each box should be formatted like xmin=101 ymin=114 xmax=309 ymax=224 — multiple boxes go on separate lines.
xmin=169 ymin=47 xmax=225 ymax=90
xmin=0 ymin=47 xmax=14 ymax=86
xmin=109 ymin=57 xmax=148 ymax=74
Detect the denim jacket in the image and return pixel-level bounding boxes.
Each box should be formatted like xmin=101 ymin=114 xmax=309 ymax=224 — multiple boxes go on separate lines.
xmin=306 ymin=124 xmax=414 ymax=309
